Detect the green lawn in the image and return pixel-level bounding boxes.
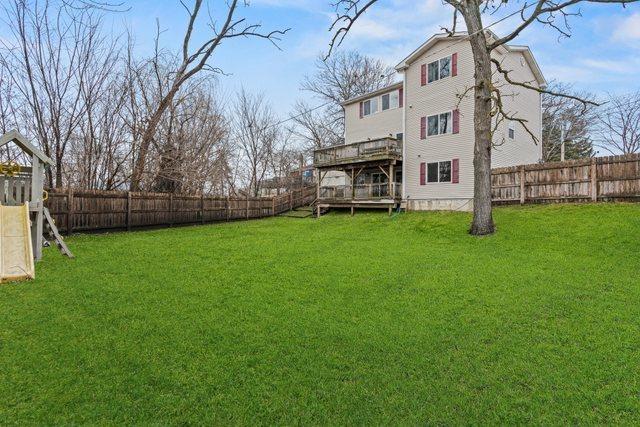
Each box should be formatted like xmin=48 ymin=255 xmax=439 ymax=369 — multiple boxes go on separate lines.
xmin=1 ymin=204 xmax=639 ymax=424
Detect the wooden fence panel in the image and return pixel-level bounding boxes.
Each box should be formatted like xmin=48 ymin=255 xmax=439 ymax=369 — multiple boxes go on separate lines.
xmin=492 ymin=153 xmax=640 ymax=205
xmin=43 ymin=186 xmax=316 ymax=234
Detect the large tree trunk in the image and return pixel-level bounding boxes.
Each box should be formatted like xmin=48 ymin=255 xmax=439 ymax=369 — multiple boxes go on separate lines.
xmin=463 ymin=3 xmax=495 ymax=235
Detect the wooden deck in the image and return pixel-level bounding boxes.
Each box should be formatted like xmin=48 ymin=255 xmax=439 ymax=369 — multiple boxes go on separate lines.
xmin=314 ymin=138 xmax=402 ymax=169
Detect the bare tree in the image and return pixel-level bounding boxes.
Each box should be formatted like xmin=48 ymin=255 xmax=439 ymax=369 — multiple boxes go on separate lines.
xmin=595 ymin=92 xmax=640 ymax=155
xmin=128 ymin=0 xmax=289 ymax=191
xmin=231 ymin=89 xmax=280 ymax=197
xmin=542 ymin=81 xmax=597 ymax=161
xmin=290 ymin=100 xmax=343 ymax=151
xmin=152 ymin=80 xmax=230 ymax=194
xmin=298 ymin=51 xmax=396 ymax=143
xmin=267 ymin=129 xmax=303 ymax=194
xmin=326 ymin=0 xmax=635 ymax=235
xmin=0 ymin=0 xmax=108 ymax=187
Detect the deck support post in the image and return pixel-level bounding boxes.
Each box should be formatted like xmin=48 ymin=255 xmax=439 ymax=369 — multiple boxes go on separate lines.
xmin=351 ymin=168 xmax=355 ymax=200
xmin=390 ymin=163 xmax=395 ymax=199
xmin=351 ymin=206 xmax=354 ymax=216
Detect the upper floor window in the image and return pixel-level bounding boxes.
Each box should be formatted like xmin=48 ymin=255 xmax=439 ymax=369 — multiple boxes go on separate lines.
xmin=381 ymin=91 xmax=399 ymax=111
xmin=427 ymin=55 xmax=452 ymax=83
xmin=363 ymin=98 xmax=378 ymax=116
xmin=427 ymin=112 xmax=452 ymax=136
xmin=508 ymin=122 xmax=515 ymax=139
xmin=360 ymin=88 xmax=402 ymax=117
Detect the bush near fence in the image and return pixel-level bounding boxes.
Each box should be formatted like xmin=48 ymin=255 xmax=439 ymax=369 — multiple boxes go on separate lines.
xmin=45 ymin=186 xmax=316 ymax=234
xmin=492 ymin=153 xmax=640 ymax=205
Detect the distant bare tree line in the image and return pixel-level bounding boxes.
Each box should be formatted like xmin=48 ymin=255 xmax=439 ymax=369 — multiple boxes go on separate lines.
xmin=0 ymin=0 xmax=294 ymax=196
xmin=542 ymin=82 xmax=640 ymax=162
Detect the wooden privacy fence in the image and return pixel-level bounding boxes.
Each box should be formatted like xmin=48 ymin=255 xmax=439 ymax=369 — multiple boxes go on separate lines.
xmin=492 ymin=153 xmax=640 ymax=204
xmin=45 ymin=186 xmax=316 ymax=234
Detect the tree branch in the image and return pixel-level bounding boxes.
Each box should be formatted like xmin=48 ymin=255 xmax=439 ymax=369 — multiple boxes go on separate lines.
xmin=491 ymin=58 xmax=600 ymax=114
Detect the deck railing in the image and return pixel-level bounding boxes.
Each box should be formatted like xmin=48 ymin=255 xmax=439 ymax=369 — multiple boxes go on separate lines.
xmin=319 ymin=183 xmax=402 ymax=200
xmin=314 ymin=138 xmax=402 ymax=167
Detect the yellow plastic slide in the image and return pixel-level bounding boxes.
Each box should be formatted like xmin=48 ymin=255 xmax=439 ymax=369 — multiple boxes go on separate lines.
xmin=0 ymin=203 xmax=35 ymax=282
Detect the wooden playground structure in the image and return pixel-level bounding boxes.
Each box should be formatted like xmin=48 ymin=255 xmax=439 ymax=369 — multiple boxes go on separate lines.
xmin=0 ymin=130 xmax=72 ymax=282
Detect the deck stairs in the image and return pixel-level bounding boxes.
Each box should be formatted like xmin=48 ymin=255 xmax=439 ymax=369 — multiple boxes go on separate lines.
xmin=278 ymin=198 xmax=329 ymax=218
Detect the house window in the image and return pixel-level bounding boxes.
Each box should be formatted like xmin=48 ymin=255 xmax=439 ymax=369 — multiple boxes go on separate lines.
xmin=427 ymin=161 xmax=452 ymax=183
xmin=439 ymin=161 xmax=452 ymax=182
xmin=427 ymin=115 xmax=438 ymax=136
xmin=390 ymin=91 xmax=399 ymax=109
xmin=428 ymin=61 xmax=439 ymax=83
xmin=427 ymin=162 xmax=439 ymax=183
xmin=439 ymin=112 xmax=452 ymax=134
xmin=363 ymin=98 xmax=378 ymax=116
xmin=382 ymin=94 xmax=390 ymax=111
xmin=427 ymin=55 xmax=452 ymax=83
xmin=381 ymin=90 xmax=400 ymax=111
xmin=439 ymin=56 xmax=451 ymax=79
xmin=396 ymin=132 xmax=403 ymax=142
xmin=427 ymin=111 xmax=453 ymax=136
xmin=508 ymin=122 xmax=515 ymax=139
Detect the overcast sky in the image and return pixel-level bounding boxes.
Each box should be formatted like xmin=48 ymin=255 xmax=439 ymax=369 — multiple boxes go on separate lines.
xmin=10 ymin=0 xmax=640 ymax=117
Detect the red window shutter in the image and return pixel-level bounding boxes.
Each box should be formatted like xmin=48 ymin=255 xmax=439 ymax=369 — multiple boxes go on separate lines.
xmin=421 ymin=64 xmax=426 ymax=86
xmin=452 ymin=53 xmax=458 ymax=77
xmin=453 ymin=109 xmax=460 ymax=134
xmin=420 ymin=162 xmax=426 ymax=185
xmin=420 ymin=117 xmax=426 ymax=139
xmin=359 ymin=101 xmax=363 ymax=119
xmin=452 ymin=158 xmax=459 ymax=183
xmin=399 ymin=87 xmax=403 ymax=108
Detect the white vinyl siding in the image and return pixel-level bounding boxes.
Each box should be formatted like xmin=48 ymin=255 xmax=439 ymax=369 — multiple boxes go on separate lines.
xmin=405 ymin=39 xmax=475 ymax=203
xmin=491 ymin=50 xmax=543 ymax=167
xmin=344 ymin=88 xmax=403 ymax=144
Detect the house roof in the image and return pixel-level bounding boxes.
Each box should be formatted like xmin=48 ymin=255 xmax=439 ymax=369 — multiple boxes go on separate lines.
xmin=0 ymin=130 xmax=53 ymax=166
xmin=394 ymin=31 xmax=546 ymax=88
xmin=341 ymin=81 xmax=403 ymax=106
xmin=394 ymin=32 xmax=468 ymax=70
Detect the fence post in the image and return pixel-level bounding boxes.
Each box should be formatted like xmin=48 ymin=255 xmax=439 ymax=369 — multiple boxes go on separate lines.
xmin=289 ymin=192 xmax=292 ymax=211
xmin=591 ymin=158 xmax=598 ymax=202
xmin=127 ymin=191 xmax=132 ymax=231
xmin=67 ymin=188 xmax=74 ymax=234
xmin=246 ymin=194 xmax=249 ymax=219
xmin=169 ymin=193 xmax=174 ymax=227
xmin=226 ymin=196 xmax=230 ymax=221
xmin=519 ymin=166 xmax=526 ymax=205
xmin=272 ymin=196 xmax=276 ymax=216
xmin=201 ymin=194 xmax=205 ymax=224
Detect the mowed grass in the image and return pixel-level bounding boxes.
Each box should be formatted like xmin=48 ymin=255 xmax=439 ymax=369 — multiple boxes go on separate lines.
xmin=1 ymin=203 xmax=639 ymax=424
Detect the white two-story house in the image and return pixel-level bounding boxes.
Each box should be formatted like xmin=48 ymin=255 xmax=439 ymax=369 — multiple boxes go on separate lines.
xmin=313 ymin=31 xmax=546 ymax=213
